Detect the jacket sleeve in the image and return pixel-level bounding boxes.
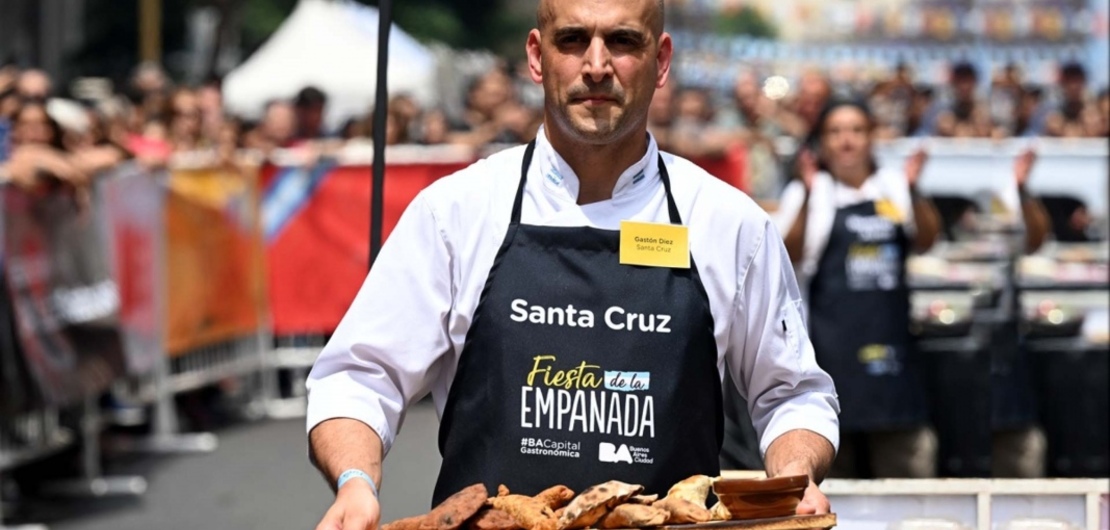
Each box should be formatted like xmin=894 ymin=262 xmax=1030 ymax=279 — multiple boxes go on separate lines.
xmin=727 ymin=218 xmax=840 ymax=457
xmin=305 ymin=193 xmax=453 ymax=456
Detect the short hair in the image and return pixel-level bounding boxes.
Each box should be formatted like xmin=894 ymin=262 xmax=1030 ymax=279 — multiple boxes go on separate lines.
xmin=951 ymin=61 xmax=978 ymax=80
xmin=294 ymin=86 xmax=327 ymax=108
xmin=1060 ymin=62 xmax=1086 ymax=81
xmin=536 ymin=0 xmax=665 ymax=38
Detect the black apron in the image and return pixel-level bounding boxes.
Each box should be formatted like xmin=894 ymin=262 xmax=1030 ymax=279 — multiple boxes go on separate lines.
xmin=433 ymin=142 xmax=722 ymax=504
xmin=808 ymin=198 xmax=928 ymax=432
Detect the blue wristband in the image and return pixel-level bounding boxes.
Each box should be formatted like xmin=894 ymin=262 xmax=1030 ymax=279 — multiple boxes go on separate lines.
xmin=337 ymin=469 xmax=378 ymax=497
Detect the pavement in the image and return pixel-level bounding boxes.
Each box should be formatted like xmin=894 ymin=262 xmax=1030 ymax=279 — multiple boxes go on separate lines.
xmin=5 ymin=400 xmax=443 ymax=530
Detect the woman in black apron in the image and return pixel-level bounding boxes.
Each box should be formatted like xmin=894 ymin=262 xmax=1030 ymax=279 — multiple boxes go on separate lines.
xmin=780 ymin=100 xmax=942 ymax=478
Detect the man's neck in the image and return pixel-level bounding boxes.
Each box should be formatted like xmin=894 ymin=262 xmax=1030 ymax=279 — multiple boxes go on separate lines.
xmin=544 ymin=124 xmax=648 ymax=205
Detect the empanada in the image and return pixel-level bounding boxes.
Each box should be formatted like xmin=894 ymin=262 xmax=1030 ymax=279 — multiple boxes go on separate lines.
xmin=665 ymin=475 xmax=712 ymax=508
xmin=489 ymin=494 xmax=555 ymax=530
xmin=468 ymin=508 xmax=523 ymax=530
xmin=628 ymin=494 xmax=659 ymax=505
xmin=424 ymin=483 xmax=490 ymax=530
xmin=708 ymin=502 xmax=731 ymax=521
xmin=597 ymin=504 xmax=669 ymax=529
xmin=557 ymin=481 xmax=644 ymax=530
xmin=652 ymin=497 xmax=711 ymax=525
xmin=533 ymin=486 xmax=575 ymax=510
xmin=383 ymin=515 xmax=426 ymax=530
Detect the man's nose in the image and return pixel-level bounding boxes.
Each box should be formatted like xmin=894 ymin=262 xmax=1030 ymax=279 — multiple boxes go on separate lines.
xmin=582 ymin=37 xmax=613 ymax=82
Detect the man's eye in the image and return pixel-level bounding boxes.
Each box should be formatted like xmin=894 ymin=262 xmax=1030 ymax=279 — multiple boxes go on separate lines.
xmin=558 ymin=35 xmax=586 ymax=46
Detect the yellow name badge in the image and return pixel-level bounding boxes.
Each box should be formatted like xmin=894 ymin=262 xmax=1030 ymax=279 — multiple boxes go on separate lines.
xmin=874 ymin=199 xmax=905 ymax=224
xmin=619 ymin=221 xmax=690 ymax=269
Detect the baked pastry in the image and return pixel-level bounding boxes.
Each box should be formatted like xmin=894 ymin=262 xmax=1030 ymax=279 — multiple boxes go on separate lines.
xmin=468 ymin=509 xmax=524 ymax=530
xmin=665 ymin=475 xmax=712 ymax=508
xmin=709 ymin=502 xmax=731 ymax=521
xmin=533 ymin=486 xmax=575 ymax=510
xmin=489 ymin=495 xmax=555 ymax=530
xmin=628 ymin=494 xmax=659 ymax=505
xmin=597 ymin=504 xmax=669 ymax=529
xmin=653 ymin=497 xmax=711 ymax=525
xmin=425 ymin=483 xmax=490 ymax=530
xmin=557 ymin=481 xmax=644 ymax=530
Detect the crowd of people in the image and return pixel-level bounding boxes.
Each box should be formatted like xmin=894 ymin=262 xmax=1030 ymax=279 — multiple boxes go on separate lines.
xmin=2 ymin=57 xmax=1107 ymax=197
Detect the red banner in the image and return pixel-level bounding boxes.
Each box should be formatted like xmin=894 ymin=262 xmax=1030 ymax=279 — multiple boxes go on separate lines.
xmin=264 ymin=153 xmax=747 ymax=335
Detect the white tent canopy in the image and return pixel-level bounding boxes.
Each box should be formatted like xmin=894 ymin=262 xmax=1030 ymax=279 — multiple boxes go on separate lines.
xmin=223 ymin=0 xmax=437 ymax=131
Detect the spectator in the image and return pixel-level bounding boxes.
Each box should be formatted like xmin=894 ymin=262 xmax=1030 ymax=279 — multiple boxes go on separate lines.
xmin=417 ymin=108 xmax=451 ymax=145
xmin=667 ymin=86 xmax=731 ymax=159
xmin=718 ymin=71 xmax=787 ymax=199
xmin=198 ymin=76 xmax=225 ymax=146
xmin=446 ymin=67 xmax=531 ymax=147
xmin=934 ymin=62 xmax=997 ymax=138
xmin=1043 ymin=62 xmax=1101 ymax=138
xmin=870 ymin=63 xmax=917 ymax=138
xmin=1015 ymin=85 xmax=1047 ymax=137
xmin=989 ymin=63 xmax=1024 ymax=135
xmin=340 ymin=117 xmax=368 ymax=141
xmin=905 ymin=85 xmax=935 ymax=137
xmin=16 ymin=69 xmax=52 ymax=101
xmin=244 ymin=100 xmax=296 ymax=153
xmin=166 ymin=88 xmax=203 ymax=151
xmin=779 ymin=69 xmax=833 ymax=139
xmin=1096 ymin=88 xmax=1109 ymax=137
xmin=294 ymin=86 xmax=328 ymax=141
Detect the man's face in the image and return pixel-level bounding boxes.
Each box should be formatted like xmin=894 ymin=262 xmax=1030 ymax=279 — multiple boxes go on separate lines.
xmin=1061 ymin=75 xmax=1085 ymax=103
xmin=527 ymin=0 xmax=671 ymax=145
xmin=297 ymin=103 xmax=324 ymax=138
xmin=264 ymin=103 xmax=295 ymax=143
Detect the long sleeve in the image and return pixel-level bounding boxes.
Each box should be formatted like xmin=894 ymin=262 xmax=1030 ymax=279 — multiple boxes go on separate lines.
xmin=728 ymin=218 xmax=840 ymax=457
xmin=305 ymin=194 xmax=454 ymax=456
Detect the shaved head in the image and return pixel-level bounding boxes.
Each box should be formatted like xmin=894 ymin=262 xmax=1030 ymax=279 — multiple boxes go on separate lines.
xmin=537 ymin=0 xmax=665 ymax=38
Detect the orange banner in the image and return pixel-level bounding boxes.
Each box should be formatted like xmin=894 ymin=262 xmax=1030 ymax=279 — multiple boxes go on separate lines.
xmin=164 ymin=166 xmax=266 ymax=356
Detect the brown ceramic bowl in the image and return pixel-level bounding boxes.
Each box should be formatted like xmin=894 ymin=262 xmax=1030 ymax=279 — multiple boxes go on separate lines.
xmin=712 ymin=475 xmax=809 ymax=520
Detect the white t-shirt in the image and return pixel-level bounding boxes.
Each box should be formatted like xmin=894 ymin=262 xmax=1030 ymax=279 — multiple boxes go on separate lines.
xmin=774 ymin=168 xmax=917 ymax=287
xmin=306 ymin=129 xmax=840 ymax=459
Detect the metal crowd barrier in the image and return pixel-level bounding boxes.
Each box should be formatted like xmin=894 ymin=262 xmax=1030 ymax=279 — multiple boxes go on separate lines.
xmin=264 ymin=334 xmax=329 ymax=419
xmin=1 ymin=408 xmax=71 ymax=529
xmin=822 ymin=478 xmax=1110 ymax=530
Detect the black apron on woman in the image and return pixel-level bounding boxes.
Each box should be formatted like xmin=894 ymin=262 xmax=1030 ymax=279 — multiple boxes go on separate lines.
xmin=432 ymin=142 xmax=723 ymax=505
xmin=808 ymin=197 xmax=928 ymax=433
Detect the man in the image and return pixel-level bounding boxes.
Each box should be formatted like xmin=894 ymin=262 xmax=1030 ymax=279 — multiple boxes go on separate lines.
xmin=307 ymin=1 xmax=839 ymax=529
xmin=1043 ymin=62 xmax=1101 ymax=138
xmin=933 ymin=62 xmax=997 ymax=138
xmin=294 ymin=86 xmax=328 ymax=141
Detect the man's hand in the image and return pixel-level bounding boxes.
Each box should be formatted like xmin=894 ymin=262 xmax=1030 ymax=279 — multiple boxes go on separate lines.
xmin=794 ymin=481 xmax=831 ymax=515
xmin=316 ymin=479 xmax=381 ymax=530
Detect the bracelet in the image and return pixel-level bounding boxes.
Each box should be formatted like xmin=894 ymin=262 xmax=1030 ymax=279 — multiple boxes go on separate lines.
xmin=337 ymin=469 xmax=378 ymax=497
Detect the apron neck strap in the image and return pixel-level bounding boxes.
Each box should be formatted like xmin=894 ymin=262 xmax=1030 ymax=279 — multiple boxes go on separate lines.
xmin=511 ymin=140 xmax=684 ymax=226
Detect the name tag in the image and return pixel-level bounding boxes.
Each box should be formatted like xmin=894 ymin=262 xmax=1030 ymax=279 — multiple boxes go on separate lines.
xmin=874 ymin=199 xmax=905 ymax=224
xmin=619 ymin=221 xmax=690 ymax=269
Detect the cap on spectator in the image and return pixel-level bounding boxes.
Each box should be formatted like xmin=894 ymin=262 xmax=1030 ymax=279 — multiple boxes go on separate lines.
xmin=46 ymin=98 xmax=90 ymax=134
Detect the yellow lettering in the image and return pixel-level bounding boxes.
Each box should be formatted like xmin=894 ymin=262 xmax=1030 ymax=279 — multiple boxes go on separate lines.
xmin=550 ymin=370 xmax=566 ymax=388
xmin=527 ymin=355 xmax=556 ymax=386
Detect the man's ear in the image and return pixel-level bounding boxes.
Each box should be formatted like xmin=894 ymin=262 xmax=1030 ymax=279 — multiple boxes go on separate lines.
xmin=527 ymin=29 xmax=543 ymax=84
xmin=656 ymin=32 xmax=673 ymax=89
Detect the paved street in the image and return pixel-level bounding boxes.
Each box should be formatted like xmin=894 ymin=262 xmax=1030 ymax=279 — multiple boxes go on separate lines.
xmin=13 ymin=401 xmax=442 ymax=530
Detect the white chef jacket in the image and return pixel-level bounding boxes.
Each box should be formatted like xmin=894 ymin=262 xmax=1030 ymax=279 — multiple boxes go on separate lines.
xmin=774 ymin=168 xmax=917 ymax=288
xmin=306 ymin=129 xmax=840 ymax=459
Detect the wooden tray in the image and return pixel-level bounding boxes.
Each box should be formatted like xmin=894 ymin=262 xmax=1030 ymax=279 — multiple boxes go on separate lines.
xmin=626 ymin=514 xmax=836 ymax=530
